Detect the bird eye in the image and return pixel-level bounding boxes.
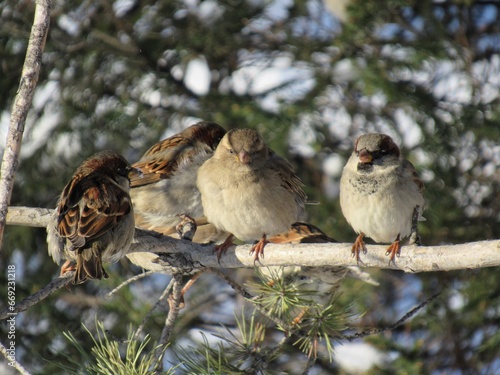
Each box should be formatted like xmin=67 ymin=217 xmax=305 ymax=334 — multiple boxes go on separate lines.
xmin=117 ymin=167 xmax=128 ymax=177
xmin=228 ymin=148 xmax=235 ymax=154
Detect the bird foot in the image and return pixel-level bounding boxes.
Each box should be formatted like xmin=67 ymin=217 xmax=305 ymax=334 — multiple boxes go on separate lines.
xmin=385 ymin=236 xmax=401 ymax=265
xmin=351 ymin=233 xmax=367 ymax=264
xmin=250 ymin=234 xmax=268 ymax=264
xmin=176 ymin=214 xmax=197 ymax=241
xmin=214 ymin=234 xmax=235 ymax=263
xmin=59 ymin=260 xmax=76 ymax=277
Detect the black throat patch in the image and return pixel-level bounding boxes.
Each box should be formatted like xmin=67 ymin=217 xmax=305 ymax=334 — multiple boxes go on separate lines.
xmin=357 ymin=163 xmax=374 ymax=173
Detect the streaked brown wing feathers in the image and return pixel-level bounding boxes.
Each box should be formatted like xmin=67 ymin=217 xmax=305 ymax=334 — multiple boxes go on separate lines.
xmin=130 ymin=136 xmax=196 ymax=187
xmin=403 ymin=159 xmax=425 ymax=192
xmin=57 ymin=174 xmax=131 ymax=248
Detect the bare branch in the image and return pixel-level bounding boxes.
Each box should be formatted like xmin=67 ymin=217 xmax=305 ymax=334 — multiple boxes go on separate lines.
xmin=133 ymin=278 xmax=175 ymax=341
xmin=0 ymin=273 xmax=73 ymax=320
xmin=0 ymin=1 xmax=52 ymax=251
xmin=302 ymin=355 xmax=316 ymax=375
xmin=6 ymin=207 xmax=52 ymax=227
xmin=6 ymin=206 xmax=500 ymax=273
xmin=0 ymin=340 xmax=32 ymax=375
xmin=105 ymin=270 xmax=155 ymax=299
xmin=206 ymin=268 xmax=253 ymax=299
xmin=153 ymin=274 xmax=183 ymax=373
xmin=343 ymin=290 xmax=443 ymax=341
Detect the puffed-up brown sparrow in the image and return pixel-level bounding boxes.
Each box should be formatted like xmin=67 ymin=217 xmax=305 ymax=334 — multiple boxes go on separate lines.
xmin=197 ymin=128 xmax=307 ymax=262
xmin=129 ymin=121 xmax=227 ymax=243
xmin=47 ymin=151 xmax=137 ymax=284
xmin=339 ymin=133 xmax=425 ymax=264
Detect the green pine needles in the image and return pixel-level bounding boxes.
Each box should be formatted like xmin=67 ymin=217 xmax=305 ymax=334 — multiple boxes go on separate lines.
xmin=58 ymin=321 xmax=175 ymax=375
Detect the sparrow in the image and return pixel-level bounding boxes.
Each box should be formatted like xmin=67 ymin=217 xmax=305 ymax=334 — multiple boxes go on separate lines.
xmin=46 ymin=151 xmax=137 ymax=284
xmin=196 ymin=128 xmax=307 ymax=262
xmin=129 ymin=121 xmax=227 ymax=243
xmin=339 ymin=133 xmax=425 ymax=264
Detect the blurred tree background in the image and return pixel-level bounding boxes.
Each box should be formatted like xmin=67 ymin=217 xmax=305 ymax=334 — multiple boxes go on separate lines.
xmin=1 ymin=0 xmax=499 ymax=373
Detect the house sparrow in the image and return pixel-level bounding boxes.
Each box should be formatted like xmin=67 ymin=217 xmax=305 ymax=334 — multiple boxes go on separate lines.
xmin=340 ymin=133 xmax=425 ymax=264
xmin=129 ymin=121 xmax=227 ymax=243
xmin=47 ymin=151 xmax=137 ymax=284
xmin=197 ymin=128 xmax=307 ymax=262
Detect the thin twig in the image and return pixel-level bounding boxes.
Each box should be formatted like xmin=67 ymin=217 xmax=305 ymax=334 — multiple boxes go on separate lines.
xmin=153 ymin=274 xmax=183 ymax=373
xmin=302 ymin=355 xmax=317 ymax=375
xmin=105 ymin=270 xmax=155 ymax=299
xmin=133 ymin=278 xmax=175 ymax=341
xmin=343 ymin=290 xmax=443 ymax=341
xmin=267 ymin=335 xmax=291 ymax=359
xmin=206 ymin=268 xmax=253 ymax=299
xmin=0 ymin=0 xmax=52 ymax=251
xmin=246 ymin=335 xmax=293 ymax=374
xmin=0 ymin=273 xmax=73 ymax=320
xmin=0 ymin=340 xmax=32 ymax=375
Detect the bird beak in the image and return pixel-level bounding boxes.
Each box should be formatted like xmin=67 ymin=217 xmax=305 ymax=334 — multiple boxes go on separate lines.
xmin=358 ymin=149 xmax=373 ymax=164
xmin=238 ymin=150 xmax=251 ymax=164
xmin=129 ymin=167 xmax=143 ymax=179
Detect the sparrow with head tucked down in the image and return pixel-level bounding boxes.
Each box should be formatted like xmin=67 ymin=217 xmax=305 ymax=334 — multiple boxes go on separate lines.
xmin=197 ymin=128 xmax=307 ymax=262
xmin=47 ymin=151 xmax=137 ymax=284
xmin=340 ymin=133 xmax=425 ymax=264
xmin=129 ymin=121 xmax=227 ymax=244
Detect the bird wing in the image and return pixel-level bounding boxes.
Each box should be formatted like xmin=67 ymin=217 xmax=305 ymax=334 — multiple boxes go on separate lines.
xmin=130 ymin=122 xmax=226 ymax=188
xmin=268 ymin=151 xmax=307 ymax=205
xmin=403 ymin=159 xmax=425 ymax=192
xmin=57 ymin=173 xmax=131 ymax=249
xmin=129 ymin=135 xmax=195 ymax=187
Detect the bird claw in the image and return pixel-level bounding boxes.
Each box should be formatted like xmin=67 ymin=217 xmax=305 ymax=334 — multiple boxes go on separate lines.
xmin=351 ymin=233 xmax=367 ymax=265
xmin=214 ymin=234 xmax=234 ymax=264
xmin=250 ymin=235 xmax=268 ymax=264
xmin=385 ymin=237 xmax=401 ymax=265
xmin=60 ymin=260 xmax=76 ymax=277
xmin=176 ymin=214 xmax=197 ymax=241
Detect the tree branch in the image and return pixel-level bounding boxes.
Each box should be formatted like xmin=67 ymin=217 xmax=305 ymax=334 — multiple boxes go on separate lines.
xmin=0 ymin=0 xmax=52 ymax=251
xmin=6 ymin=207 xmax=53 ymax=228
xmin=0 ymin=272 xmax=73 ymax=320
xmin=153 ymin=274 xmax=183 ymax=373
xmin=133 ymin=278 xmax=174 ymax=342
xmin=105 ymin=270 xmax=155 ymax=299
xmin=0 ymin=340 xmax=32 ymax=375
xmin=6 ymin=206 xmax=500 ymax=273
